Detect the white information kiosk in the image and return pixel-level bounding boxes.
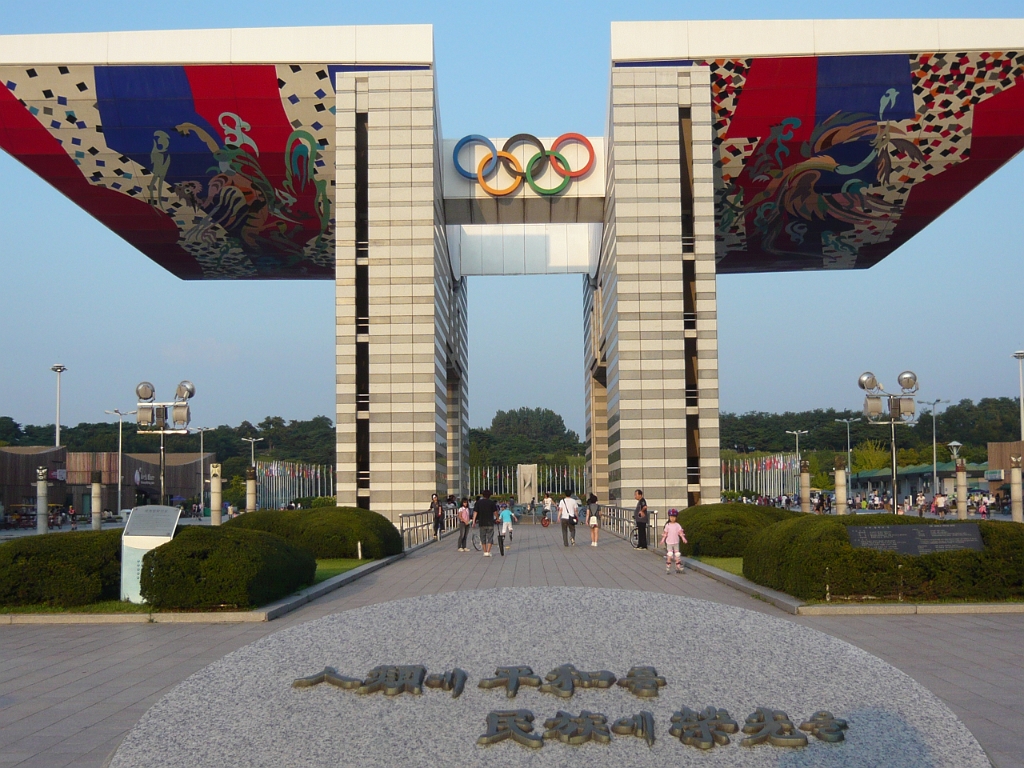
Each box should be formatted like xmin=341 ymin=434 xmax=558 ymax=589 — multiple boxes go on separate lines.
xmin=121 ymin=505 xmax=181 ymax=603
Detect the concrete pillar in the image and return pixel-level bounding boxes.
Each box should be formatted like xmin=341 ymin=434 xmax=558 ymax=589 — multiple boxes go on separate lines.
xmin=955 ymin=459 xmax=968 ymax=521
xmin=1010 ymin=456 xmax=1022 ymax=524
xmin=210 ymin=463 xmax=222 ymax=526
xmin=600 ymin=64 xmax=720 ymax=512
xmin=91 ymin=471 xmax=102 ymax=530
xmin=800 ymin=460 xmax=811 ymax=515
xmin=834 ymin=456 xmax=848 ymax=516
xmin=245 ymin=466 xmax=257 ymax=513
xmin=36 ymin=467 xmax=48 ymax=535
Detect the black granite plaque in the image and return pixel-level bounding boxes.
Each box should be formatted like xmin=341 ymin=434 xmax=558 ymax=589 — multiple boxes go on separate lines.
xmin=846 ymin=523 xmax=984 ymax=556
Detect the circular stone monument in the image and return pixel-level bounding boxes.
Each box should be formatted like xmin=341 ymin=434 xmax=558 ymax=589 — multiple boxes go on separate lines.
xmin=110 ymin=588 xmax=989 ymax=767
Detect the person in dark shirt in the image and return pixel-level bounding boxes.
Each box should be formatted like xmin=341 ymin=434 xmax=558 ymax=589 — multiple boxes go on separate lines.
xmin=634 ymin=489 xmax=648 ymax=549
xmin=472 ymin=489 xmax=499 ymax=558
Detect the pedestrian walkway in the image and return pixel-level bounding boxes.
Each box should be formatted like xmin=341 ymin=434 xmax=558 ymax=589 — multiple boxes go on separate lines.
xmin=0 ymin=522 xmax=1021 ymax=767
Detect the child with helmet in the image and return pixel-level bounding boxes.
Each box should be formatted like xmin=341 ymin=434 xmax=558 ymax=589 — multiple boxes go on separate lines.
xmin=660 ymin=509 xmax=687 ymax=574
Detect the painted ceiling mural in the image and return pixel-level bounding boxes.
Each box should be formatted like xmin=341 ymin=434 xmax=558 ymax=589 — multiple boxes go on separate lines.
xmin=703 ymin=51 xmax=1024 ymax=273
xmin=0 ymin=63 xmax=344 ymax=278
xmin=1 ymin=52 xmax=1023 ymax=277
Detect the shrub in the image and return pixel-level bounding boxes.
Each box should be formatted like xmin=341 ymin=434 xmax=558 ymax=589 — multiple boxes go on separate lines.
xmin=140 ymin=527 xmax=315 ymax=610
xmin=0 ymin=529 xmax=122 ymax=607
xmin=672 ymin=503 xmax=800 ymax=557
xmin=743 ymin=515 xmax=1024 ymax=601
xmin=310 ymin=497 xmax=336 ymax=508
xmin=225 ymin=506 xmax=402 ymax=559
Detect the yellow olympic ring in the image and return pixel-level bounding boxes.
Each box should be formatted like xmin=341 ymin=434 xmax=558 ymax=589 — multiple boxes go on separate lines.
xmin=477 ymin=151 xmax=523 ymax=197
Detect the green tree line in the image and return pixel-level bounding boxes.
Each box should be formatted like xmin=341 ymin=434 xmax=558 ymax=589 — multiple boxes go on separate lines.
xmin=720 ymin=397 xmax=1017 ymax=465
xmin=468 ymin=407 xmax=586 ymax=466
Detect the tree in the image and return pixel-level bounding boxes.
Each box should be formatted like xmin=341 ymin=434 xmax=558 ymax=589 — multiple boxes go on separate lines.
xmin=469 ymin=408 xmax=584 ymax=466
xmin=852 ymin=440 xmax=890 ymax=473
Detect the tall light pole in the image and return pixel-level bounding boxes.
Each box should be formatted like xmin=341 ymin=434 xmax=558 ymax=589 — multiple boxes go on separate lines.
xmin=835 ymin=418 xmax=861 ymax=498
xmin=242 ymin=436 xmax=264 ymax=466
xmin=921 ymin=398 xmax=949 ymax=500
xmin=785 ymin=429 xmax=808 ymax=457
xmin=51 ymin=365 xmax=66 ymax=447
xmin=1014 ymin=351 xmax=1024 ymax=442
xmin=135 ymin=381 xmax=195 ymax=506
xmin=859 ymin=370 xmax=918 ymax=510
xmin=105 ymin=408 xmax=137 ymax=513
xmin=195 ymin=427 xmax=215 ymax=510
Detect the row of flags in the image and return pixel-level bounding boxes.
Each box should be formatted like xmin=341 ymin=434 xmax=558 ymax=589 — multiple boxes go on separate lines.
xmin=722 ymin=454 xmax=800 ymax=496
xmin=468 ymin=465 xmax=586 ymax=497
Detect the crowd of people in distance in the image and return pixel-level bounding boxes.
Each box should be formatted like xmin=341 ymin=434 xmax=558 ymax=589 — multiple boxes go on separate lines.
xmin=433 ymin=487 xmax=690 ymax=575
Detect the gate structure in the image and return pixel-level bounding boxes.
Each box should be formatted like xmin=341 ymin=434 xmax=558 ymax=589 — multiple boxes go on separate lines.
xmin=2 ymin=20 xmax=1023 ymax=522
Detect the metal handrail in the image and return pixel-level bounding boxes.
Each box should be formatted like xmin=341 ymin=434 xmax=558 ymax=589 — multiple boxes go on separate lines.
xmin=600 ymin=505 xmax=662 ymax=551
xmin=397 ymin=506 xmax=460 ymax=550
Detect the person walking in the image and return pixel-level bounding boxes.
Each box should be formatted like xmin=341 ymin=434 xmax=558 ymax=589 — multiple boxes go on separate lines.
xmin=498 ymin=504 xmax=518 ymax=551
xmin=634 ymin=489 xmax=649 ymax=549
xmin=558 ymin=490 xmax=579 ymax=547
xmin=659 ymin=509 xmax=687 ymax=574
xmin=472 ymin=490 xmax=498 ymax=557
xmin=586 ymin=493 xmax=601 ymax=547
xmin=430 ymin=493 xmax=443 ymax=540
xmin=456 ymin=497 xmax=472 ymax=551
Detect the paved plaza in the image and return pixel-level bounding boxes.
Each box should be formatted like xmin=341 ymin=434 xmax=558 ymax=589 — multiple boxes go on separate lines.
xmin=1 ymin=523 xmax=1022 ymax=767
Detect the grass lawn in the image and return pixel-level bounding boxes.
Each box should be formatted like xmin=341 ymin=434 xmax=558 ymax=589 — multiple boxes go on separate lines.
xmin=0 ymin=599 xmax=150 ymax=614
xmin=314 ymin=558 xmax=366 ymax=583
xmin=694 ymin=556 xmax=744 ymax=577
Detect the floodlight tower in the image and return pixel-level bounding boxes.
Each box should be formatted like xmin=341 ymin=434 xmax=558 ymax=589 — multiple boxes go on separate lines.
xmin=858 ymin=371 xmax=919 ymax=510
xmin=135 ymin=381 xmax=196 ymax=505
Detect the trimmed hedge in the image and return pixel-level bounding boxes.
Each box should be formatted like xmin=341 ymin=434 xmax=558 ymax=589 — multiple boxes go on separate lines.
xmin=224 ymin=506 xmax=402 ymax=559
xmin=743 ymin=515 xmax=1024 ymax=601
xmin=673 ymin=503 xmax=800 ymax=557
xmin=0 ymin=529 xmax=123 ymax=607
xmin=140 ymin=526 xmax=315 ymax=610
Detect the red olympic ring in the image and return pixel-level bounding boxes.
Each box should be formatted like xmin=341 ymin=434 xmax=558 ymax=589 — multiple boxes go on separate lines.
xmin=549 ymin=133 xmax=595 ymax=179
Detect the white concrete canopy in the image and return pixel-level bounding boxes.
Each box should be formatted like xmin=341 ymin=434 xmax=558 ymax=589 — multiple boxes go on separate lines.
xmin=610 ymin=18 xmax=1024 ymax=60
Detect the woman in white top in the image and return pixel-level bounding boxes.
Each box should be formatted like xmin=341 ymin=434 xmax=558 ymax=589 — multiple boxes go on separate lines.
xmin=558 ymin=490 xmax=579 ymax=547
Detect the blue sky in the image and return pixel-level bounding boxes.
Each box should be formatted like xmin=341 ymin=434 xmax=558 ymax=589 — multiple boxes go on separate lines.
xmin=0 ymin=0 xmax=1022 ymax=437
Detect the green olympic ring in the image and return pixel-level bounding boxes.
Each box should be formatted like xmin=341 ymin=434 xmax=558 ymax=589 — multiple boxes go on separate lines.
xmin=525 ymin=149 xmax=571 ymax=196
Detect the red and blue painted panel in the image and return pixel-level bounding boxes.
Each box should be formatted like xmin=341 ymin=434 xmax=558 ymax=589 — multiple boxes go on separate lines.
xmin=0 ymin=63 xmax=353 ymax=278
xmin=705 ymin=51 xmax=1024 ymax=272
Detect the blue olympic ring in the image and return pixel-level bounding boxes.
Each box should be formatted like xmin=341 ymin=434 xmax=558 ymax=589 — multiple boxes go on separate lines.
xmin=452 ymin=135 xmax=498 ymax=180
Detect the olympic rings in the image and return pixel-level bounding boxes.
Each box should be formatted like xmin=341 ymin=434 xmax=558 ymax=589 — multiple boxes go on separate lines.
xmin=453 ymin=132 xmax=595 ymax=197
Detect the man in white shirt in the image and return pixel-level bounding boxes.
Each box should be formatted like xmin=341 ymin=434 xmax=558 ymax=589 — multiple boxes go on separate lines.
xmin=558 ymin=490 xmax=579 ymax=547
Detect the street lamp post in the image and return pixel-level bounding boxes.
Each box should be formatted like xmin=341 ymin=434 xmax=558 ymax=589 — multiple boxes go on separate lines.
xmin=1014 ymin=351 xmax=1024 ymax=442
xmin=785 ymin=429 xmax=808 ymax=457
xmin=859 ymin=371 xmax=918 ymax=511
xmin=105 ymin=409 xmax=137 ymax=514
xmin=835 ymin=418 xmax=861 ymax=499
xmin=786 ymin=430 xmax=809 ymax=509
xmin=195 ymin=427 xmax=214 ymax=511
xmin=50 ymin=365 xmax=66 ymax=447
xmin=241 ymin=436 xmax=264 ymax=466
xmin=921 ymin=398 xmax=949 ymax=500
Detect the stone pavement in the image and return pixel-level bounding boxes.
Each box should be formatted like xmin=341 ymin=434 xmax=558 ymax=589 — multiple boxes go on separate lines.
xmin=1 ymin=523 xmax=1021 ymax=767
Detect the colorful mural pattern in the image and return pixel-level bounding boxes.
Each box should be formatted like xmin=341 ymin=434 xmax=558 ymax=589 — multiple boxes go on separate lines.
xmin=1 ymin=53 xmax=1024 ymax=277
xmin=705 ymin=51 xmax=1024 ymax=273
xmin=0 ymin=63 xmax=343 ymax=278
